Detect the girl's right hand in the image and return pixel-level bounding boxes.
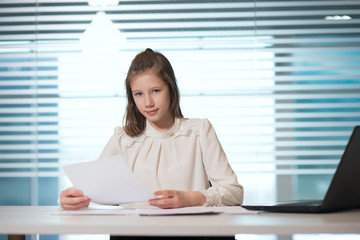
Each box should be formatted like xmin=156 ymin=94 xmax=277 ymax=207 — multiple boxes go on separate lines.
xmin=59 ymin=187 xmax=91 ymax=210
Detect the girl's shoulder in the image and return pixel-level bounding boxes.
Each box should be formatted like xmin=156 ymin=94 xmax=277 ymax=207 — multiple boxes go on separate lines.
xmin=179 ymin=118 xmax=213 ymax=135
xmin=180 ymin=117 xmax=209 ymax=127
xmin=113 ymin=126 xmax=126 ymax=137
xmin=112 ymin=126 xmax=146 ymax=147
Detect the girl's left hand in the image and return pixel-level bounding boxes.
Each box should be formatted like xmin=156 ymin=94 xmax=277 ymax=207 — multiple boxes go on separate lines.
xmin=148 ymin=190 xmax=206 ymax=209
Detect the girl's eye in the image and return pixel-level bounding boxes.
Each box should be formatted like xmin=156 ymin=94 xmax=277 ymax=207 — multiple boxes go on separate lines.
xmin=153 ymin=89 xmax=160 ymax=93
xmin=134 ymin=92 xmax=142 ymax=97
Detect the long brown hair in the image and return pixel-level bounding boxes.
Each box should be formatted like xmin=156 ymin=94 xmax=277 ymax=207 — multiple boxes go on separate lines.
xmin=123 ymin=48 xmax=183 ymax=137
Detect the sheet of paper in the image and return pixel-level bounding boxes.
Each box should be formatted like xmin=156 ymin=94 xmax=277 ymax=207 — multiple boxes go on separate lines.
xmin=137 ymin=206 xmax=258 ymax=216
xmin=62 ymin=154 xmax=155 ymax=205
xmin=55 ymin=206 xmax=138 ymax=216
xmin=137 ymin=206 xmax=220 ymax=216
xmin=55 ymin=205 xmax=257 ymax=216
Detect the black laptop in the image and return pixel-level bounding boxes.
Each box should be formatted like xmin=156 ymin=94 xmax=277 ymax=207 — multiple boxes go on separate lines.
xmin=242 ymin=126 xmax=360 ymax=213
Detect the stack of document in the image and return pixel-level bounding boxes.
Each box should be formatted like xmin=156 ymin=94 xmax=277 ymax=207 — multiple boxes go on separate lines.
xmin=56 ymin=204 xmax=257 ymax=216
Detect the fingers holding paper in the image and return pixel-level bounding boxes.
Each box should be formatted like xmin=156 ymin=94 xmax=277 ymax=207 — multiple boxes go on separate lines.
xmin=148 ymin=190 xmax=206 ymax=209
xmin=60 ymin=187 xmax=91 ymax=210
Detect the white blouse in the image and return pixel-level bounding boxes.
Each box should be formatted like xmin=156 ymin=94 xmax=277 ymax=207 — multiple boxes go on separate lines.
xmin=99 ymin=118 xmax=243 ymax=206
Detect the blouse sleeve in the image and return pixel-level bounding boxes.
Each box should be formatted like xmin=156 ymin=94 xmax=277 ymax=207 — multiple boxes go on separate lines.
xmin=199 ymin=119 xmax=244 ymax=206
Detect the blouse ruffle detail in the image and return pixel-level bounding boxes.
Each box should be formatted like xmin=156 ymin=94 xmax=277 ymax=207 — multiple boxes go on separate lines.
xmin=118 ymin=118 xmax=199 ymax=148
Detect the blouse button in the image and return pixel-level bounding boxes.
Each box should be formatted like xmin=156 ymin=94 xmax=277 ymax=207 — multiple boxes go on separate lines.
xmin=169 ymin=133 xmax=174 ymax=137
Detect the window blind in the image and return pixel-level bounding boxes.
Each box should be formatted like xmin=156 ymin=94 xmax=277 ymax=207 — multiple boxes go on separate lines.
xmin=0 ymin=0 xmax=359 ymax=205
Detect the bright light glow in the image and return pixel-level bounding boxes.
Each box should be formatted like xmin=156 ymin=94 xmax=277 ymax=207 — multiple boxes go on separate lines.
xmin=88 ymin=0 xmax=119 ymax=6
xmin=325 ymin=15 xmax=352 ymax=20
xmin=80 ymin=11 xmax=126 ymax=53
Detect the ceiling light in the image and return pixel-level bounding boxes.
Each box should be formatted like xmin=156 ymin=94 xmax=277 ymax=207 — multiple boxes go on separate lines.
xmin=88 ymin=0 xmax=119 ymax=6
xmin=80 ymin=12 xmax=126 ymax=54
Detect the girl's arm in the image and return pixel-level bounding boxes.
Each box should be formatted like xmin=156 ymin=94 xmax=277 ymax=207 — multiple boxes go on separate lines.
xmin=199 ymin=118 xmax=244 ymax=206
xmin=148 ymin=190 xmax=206 ymax=208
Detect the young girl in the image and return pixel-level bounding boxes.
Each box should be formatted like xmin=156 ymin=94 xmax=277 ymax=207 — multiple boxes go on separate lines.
xmin=59 ymin=48 xmax=243 ymax=211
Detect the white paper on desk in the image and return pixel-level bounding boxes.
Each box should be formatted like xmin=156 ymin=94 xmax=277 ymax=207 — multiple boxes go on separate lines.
xmin=55 ymin=205 xmax=139 ymax=216
xmin=62 ymin=154 xmax=155 ymax=205
xmin=56 ymin=206 xmax=257 ymax=216
xmin=137 ymin=206 xmax=220 ymax=216
xmin=138 ymin=206 xmax=258 ymax=216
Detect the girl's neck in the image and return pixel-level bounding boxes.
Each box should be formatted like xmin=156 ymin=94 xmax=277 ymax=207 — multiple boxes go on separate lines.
xmin=148 ymin=116 xmax=175 ymax=133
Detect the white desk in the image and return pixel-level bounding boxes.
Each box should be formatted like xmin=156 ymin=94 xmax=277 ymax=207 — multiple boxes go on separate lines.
xmin=1 ymin=206 xmax=360 ymax=239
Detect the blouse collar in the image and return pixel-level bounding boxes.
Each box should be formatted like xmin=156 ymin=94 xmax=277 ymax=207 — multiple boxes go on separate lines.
xmin=122 ymin=118 xmax=197 ymax=147
xmin=145 ymin=118 xmax=181 ymax=139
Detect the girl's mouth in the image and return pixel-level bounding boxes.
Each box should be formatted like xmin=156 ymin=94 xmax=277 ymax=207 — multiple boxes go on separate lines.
xmin=146 ymin=109 xmax=158 ymax=116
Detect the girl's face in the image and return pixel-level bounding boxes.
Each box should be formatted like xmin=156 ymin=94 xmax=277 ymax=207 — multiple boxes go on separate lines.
xmin=130 ymin=70 xmax=174 ymax=132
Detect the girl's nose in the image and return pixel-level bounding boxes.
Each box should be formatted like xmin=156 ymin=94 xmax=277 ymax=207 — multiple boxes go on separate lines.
xmin=145 ymin=95 xmax=154 ymax=107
